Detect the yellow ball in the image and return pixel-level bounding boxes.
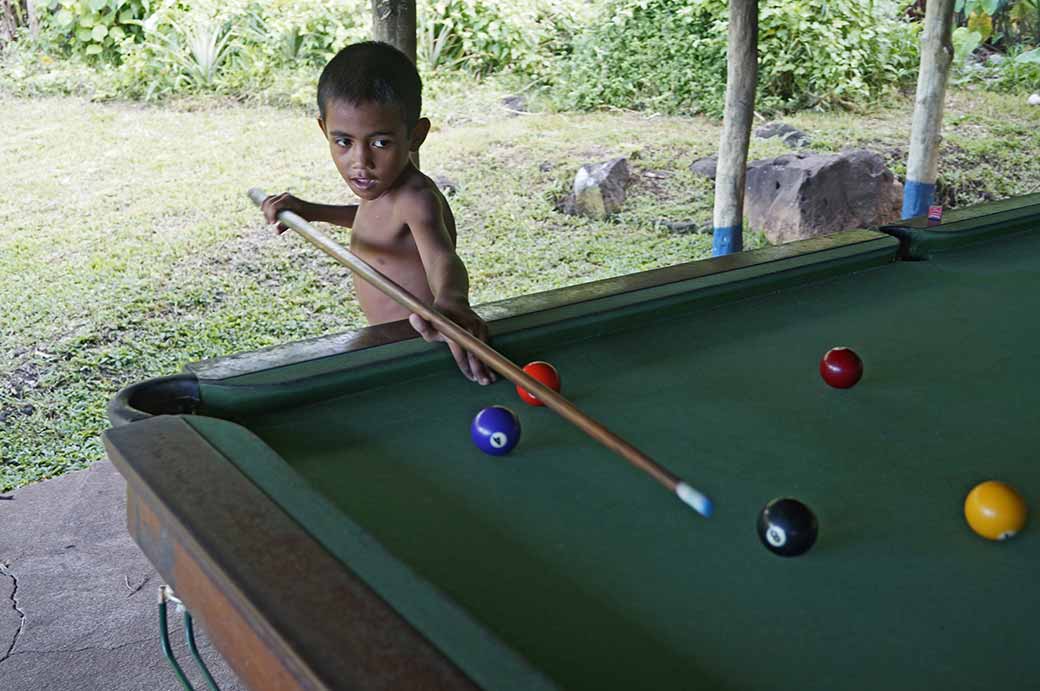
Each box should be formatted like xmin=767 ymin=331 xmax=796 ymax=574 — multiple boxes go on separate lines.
xmin=964 ymin=481 xmax=1028 ymax=541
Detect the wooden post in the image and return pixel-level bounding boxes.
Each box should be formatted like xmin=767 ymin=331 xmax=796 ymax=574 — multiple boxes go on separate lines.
xmin=27 ymin=0 xmax=38 ymax=38
xmin=371 ymin=0 xmax=416 ymax=63
xmin=712 ymin=0 xmax=759 ymax=256
xmin=902 ymin=0 xmax=955 ymax=219
xmin=371 ymin=0 xmax=419 ymax=168
xmin=0 ymin=0 xmax=15 ymax=43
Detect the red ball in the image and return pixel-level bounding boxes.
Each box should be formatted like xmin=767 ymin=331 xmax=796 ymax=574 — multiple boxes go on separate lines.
xmin=516 ymin=361 xmax=561 ymax=406
xmin=820 ymin=347 xmax=863 ymax=389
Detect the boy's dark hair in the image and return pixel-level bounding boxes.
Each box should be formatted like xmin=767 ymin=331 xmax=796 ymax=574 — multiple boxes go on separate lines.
xmin=317 ymin=41 xmax=422 ymax=131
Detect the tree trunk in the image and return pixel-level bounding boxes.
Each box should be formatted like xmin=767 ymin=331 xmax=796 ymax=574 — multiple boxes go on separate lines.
xmin=712 ymin=0 xmax=759 ymax=256
xmin=902 ymin=0 xmax=955 ymax=219
xmin=371 ymin=0 xmax=418 ymax=167
xmin=371 ymin=0 xmax=417 ymax=64
xmin=27 ymin=0 xmax=38 ymax=38
xmin=0 ymin=0 xmax=16 ymax=43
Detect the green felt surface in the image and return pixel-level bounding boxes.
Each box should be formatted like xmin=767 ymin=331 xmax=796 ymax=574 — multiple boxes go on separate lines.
xmin=197 ymin=225 xmax=1040 ymax=691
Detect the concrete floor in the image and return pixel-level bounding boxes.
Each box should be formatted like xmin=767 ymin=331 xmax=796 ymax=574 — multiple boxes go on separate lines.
xmin=0 ymin=460 xmax=243 ymax=691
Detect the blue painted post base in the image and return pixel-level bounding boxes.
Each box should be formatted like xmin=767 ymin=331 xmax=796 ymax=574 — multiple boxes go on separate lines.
xmin=712 ymin=225 xmax=743 ymax=256
xmin=901 ymin=180 xmax=936 ymax=220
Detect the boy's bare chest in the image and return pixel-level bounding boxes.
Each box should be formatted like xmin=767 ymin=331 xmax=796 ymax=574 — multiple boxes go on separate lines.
xmin=351 ymin=202 xmax=411 ymax=253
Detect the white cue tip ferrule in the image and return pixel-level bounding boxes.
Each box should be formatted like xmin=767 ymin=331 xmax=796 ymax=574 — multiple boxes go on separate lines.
xmin=676 ymin=482 xmax=713 ymax=518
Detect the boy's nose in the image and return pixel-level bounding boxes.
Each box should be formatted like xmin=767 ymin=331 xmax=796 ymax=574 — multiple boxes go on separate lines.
xmin=352 ymin=146 xmax=374 ymax=169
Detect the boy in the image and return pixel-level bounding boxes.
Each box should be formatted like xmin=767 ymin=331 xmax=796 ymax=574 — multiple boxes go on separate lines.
xmin=261 ymin=41 xmax=494 ymax=386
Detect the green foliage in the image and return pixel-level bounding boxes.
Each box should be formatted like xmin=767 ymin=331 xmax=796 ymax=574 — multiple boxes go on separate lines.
xmin=45 ymin=0 xmax=151 ymax=58
xmin=235 ymin=0 xmax=368 ymax=66
xmin=757 ymin=0 xmax=919 ymax=111
xmin=30 ymin=0 xmax=575 ymax=97
xmin=956 ymin=0 xmax=1040 ymax=49
xmin=956 ymin=0 xmax=1004 ymax=15
xmin=134 ymin=3 xmax=235 ymax=90
xmin=36 ymin=0 xmax=369 ymax=102
xmin=951 ymin=0 xmax=1040 ymax=91
xmin=551 ymin=0 xmax=728 ymax=115
xmin=980 ymin=42 xmax=1040 ymax=89
xmin=953 ymin=26 xmax=984 ymax=72
xmin=553 ymin=0 xmax=920 ymax=117
xmin=417 ymin=0 xmax=585 ymax=80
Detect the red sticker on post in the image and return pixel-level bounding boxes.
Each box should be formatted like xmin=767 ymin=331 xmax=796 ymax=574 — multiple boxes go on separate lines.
xmin=927 ymin=205 xmax=943 ymax=225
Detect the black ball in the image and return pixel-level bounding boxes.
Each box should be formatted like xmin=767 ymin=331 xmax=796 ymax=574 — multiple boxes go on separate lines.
xmin=757 ymin=498 xmax=818 ymax=557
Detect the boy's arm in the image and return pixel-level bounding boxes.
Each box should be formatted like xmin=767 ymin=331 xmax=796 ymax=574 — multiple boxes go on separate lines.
xmin=261 ymin=192 xmax=357 ymax=231
xmin=402 ymin=189 xmax=495 ymax=386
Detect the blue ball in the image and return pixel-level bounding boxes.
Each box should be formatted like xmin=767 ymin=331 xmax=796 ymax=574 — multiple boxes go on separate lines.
xmin=471 ymin=406 xmax=521 ymax=456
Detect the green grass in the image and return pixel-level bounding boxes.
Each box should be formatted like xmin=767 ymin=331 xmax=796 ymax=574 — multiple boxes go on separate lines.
xmin=2 ymin=83 xmax=1039 ymax=491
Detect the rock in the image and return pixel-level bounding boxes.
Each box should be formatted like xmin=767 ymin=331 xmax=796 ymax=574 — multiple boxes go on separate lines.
xmin=690 ymin=155 xmax=778 ymax=181
xmin=538 ymin=161 xmax=553 ymax=172
xmin=754 ymin=122 xmax=790 ymax=138
xmin=755 ymin=121 xmax=811 ymax=148
xmin=745 ymin=150 xmax=903 ymax=245
xmin=1028 ymin=93 xmax=1040 ymax=106
xmin=660 ymin=220 xmax=711 ymax=234
xmin=572 ymin=158 xmax=630 ymax=220
xmin=689 ymin=156 xmax=718 ymax=179
xmin=432 ymin=175 xmax=459 ymax=196
xmin=781 ymin=130 xmax=811 ymax=148
xmin=502 ymin=95 xmax=527 ymax=113
xmin=555 ymin=193 xmax=577 ymax=215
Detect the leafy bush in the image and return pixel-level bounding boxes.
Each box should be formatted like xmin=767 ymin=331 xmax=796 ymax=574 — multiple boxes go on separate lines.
xmin=757 ymin=0 xmax=919 ymax=110
xmin=45 ymin=0 xmax=152 ymax=58
xmin=236 ymin=0 xmax=367 ymax=67
xmin=956 ymin=0 xmax=1040 ymax=48
xmin=553 ymin=0 xmax=920 ymax=116
xmin=550 ymin=0 xmax=729 ymax=115
xmin=47 ymin=0 xmax=369 ymax=102
xmin=417 ymin=0 xmax=586 ymax=80
xmin=973 ymin=42 xmax=1040 ymax=89
xmin=951 ymin=0 xmax=1040 ymax=91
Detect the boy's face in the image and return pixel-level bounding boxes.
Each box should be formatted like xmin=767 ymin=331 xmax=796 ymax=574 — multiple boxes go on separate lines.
xmin=318 ymin=98 xmax=429 ymax=201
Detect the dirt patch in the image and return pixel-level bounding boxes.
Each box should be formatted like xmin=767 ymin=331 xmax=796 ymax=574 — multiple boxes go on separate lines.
xmin=1 ymin=358 xmax=42 ymax=425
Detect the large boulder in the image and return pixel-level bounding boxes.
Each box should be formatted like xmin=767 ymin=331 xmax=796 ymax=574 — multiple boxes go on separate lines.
xmin=573 ymin=158 xmax=630 ymax=220
xmin=745 ymin=150 xmax=903 ymax=245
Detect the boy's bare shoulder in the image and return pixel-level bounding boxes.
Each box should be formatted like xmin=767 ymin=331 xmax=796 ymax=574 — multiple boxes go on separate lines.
xmin=392 ymin=167 xmax=447 ymax=219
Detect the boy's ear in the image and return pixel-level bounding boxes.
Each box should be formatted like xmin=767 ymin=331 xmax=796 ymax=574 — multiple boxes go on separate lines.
xmin=317 ymin=117 xmax=327 ymax=137
xmin=409 ymin=117 xmax=431 ymax=152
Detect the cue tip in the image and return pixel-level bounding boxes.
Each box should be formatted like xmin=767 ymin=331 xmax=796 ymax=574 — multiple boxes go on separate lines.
xmin=676 ymin=482 xmax=713 ymax=518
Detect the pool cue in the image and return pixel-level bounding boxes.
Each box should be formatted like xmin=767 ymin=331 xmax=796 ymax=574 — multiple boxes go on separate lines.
xmin=249 ymin=188 xmax=713 ymax=517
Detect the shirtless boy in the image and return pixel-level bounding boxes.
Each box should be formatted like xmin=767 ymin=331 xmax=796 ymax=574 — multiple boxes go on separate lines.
xmin=261 ymin=41 xmax=494 ymax=385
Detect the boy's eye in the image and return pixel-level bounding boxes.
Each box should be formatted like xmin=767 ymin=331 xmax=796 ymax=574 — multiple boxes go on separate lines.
xmin=335 ymin=138 xmax=351 ymax=148
xmin=372 ymin=139 xmax=390 ymax=149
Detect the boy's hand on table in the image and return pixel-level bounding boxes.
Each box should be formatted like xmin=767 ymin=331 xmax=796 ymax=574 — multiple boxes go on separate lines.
xmin=409 ymin=302 xmax=497 ymax=386
xmin=261 ymin=192 xmax=310 ymax=233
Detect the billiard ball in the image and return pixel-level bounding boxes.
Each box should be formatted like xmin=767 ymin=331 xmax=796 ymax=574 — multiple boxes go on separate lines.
xmin=820 ymin=347 xmax=863 ymax=389
xmin=757 ymin=498 xmax=818 ymax=557
xmin=964 ymin=480 xmax=1027 ymax=541
xmin=516 ymin=361 xmax=561 ymax=406
xmin=471 ymin=406 xmax=521 ymax=456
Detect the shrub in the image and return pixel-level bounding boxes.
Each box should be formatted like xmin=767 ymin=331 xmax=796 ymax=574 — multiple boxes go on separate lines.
xmin=417 ymin=0 xmax=585 ymax=81
xmin=977 ymin=42 xmax=1040 ymax=90
xmin=552 ymin=0 xmax=920 ymax=116
xmin=951 ymin=0 xmax=1040 ymax=92
xmin=60 ymin=0 xmax=369 ymax=102
xmin=44 ymin=0 xmax=152 ymax=59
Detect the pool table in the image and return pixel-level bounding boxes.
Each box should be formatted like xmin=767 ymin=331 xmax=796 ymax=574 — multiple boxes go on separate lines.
xmin=106 ymin=194 xmax=1040 ymax=691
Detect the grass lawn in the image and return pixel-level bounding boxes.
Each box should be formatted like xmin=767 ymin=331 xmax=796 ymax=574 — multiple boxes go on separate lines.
xmin=2 ymin=82 xmax=1039 ymax=491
